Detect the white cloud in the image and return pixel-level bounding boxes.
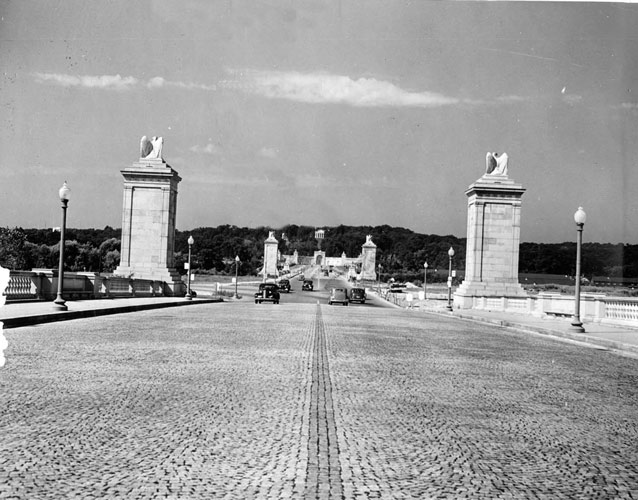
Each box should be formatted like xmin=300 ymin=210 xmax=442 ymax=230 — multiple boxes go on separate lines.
xmin=190 ymin=143 xmax=222 ymax=155
xmin=147 ymin=76 xmax=217 ymax=91
xmin=34 ymin=73 xmax=216 ymax=91
xmin=562 ymin=93 xmax=583 ymax=105
xmin=232 ymin=69 xmax=459 ymax=108
xmin=258 ymin=147 xmax=279 ymax=158
xmin=34 ymin=73 xmax=138 ymax=90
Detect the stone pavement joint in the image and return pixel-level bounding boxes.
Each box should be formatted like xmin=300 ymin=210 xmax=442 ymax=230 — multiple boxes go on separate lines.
xmin=305 ymin=304 xmax=343 ymax=499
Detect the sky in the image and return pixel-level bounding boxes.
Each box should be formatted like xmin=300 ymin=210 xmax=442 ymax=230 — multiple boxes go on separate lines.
xmin=1 ymin=0 xmax=637 ymax=244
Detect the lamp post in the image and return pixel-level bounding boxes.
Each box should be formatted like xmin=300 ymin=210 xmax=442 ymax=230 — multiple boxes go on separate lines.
xmin=53 ymin=181 xmax=71 ymax=310
xmin=423 ymin=261 xmax=428 ymax=299
xmin=234 ymin=256 xmax=240 ymax=298
xmin=447 ymin=247 xmax=455 ymax=311
xmin=570 ymin=207 xmax=586 ymax=332
xmin=185 ymin=235 xmax=194 ymax=300
xmin=377 ymin=263 xmax=382 ymax=293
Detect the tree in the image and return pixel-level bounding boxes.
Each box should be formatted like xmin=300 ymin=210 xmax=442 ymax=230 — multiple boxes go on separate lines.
xmin=0 ymin=227 xmax=27 ymax=270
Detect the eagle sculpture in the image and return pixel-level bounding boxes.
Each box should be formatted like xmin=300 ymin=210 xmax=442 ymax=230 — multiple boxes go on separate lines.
xmin=140 ymin=136 xmax=163 ymax=160
xmin=485 ymin=152 xmax=508 ymax=176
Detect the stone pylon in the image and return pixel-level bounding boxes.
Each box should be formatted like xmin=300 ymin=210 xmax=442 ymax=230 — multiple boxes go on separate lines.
xmin=114 ymin=140 xmax=184 ymax=296
xmin=262 ymin=231 xmax=279 ymax=281
xmin=454 ymin=169 xmax=527 ymax=309
xmin=360 ymin=235 xmax=377 ymax=281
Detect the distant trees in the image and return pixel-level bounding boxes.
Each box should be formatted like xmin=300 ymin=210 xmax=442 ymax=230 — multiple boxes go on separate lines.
xmin=1 ymin=224 xmax=637 ymax=281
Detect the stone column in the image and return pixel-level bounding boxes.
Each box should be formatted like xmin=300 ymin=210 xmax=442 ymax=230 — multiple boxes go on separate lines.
xmin=454 ymin=172 xmax=527 ymax=309
xmin=114 ymin=156 xmax=184 ymax=296
xmin=360 ymin=235 xmax=377 ymax=281
xmin=262 ymin=231 xmax=279 ymax=281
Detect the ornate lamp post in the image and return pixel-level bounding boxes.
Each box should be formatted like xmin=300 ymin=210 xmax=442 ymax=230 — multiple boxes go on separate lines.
xmin=185 ymin=235 xmax=194 ymax=300
xmin=447 ymin=247 xmax=455 ymax=311
xmin=423 ymin=261 xmax=428 ymax=299
xmin=53 ymin=182 xmax=71 ymax=310
xmin=570 ymin=207 xmax=586 ymax=332
xmin=234 ymin=256 xmax=240 ymax=298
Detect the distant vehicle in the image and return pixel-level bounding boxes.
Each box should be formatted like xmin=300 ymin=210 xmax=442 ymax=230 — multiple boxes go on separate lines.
xmin=389 ymin=283 xmax=405 ymax=293
xmin=254 ymin=283 xmax=280 ymax=304
xmin=329 ymin=288 xmax=349 ymax=306
xmin=302 ymin=279 xmax=314 ymax=291
xmin=349 ymin=287 xmax=366 ymax=304
xmin=278 ymin=279 xmax=291 ymax=293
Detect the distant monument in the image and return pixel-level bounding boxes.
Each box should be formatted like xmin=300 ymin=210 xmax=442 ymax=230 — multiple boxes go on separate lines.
xmin=262 ymin=231 xmax=279 ymax=281
xmin=454 ymin=152 xmax=527 ymax=308
xmin=360 ymin=235 xmax=377 ymax=281
xmin=114 ymin=136 xmax=184 ymax=296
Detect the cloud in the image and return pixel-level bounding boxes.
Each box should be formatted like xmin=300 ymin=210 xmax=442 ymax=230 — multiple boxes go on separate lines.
xmin=258 ymin=147 xmax=279 ymax=158
xmin=231 ymin=69 xmax=460 ymax=108
xmin=562 ymin=93 xmax=583 ymax=105
xmin=34 ymin=73 xmax=216 ymax=91
xmin=190 ymin=143 xmax=222 ymax=155
xmin=34 ymin=73 xmax=138 ymax=90
xmin=147 ymin=76 xmax=217 ymax=91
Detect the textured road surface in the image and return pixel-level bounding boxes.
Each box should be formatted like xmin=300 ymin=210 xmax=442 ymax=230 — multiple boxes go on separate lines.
xmin=1 ymin=300 xmax=637 ymax=499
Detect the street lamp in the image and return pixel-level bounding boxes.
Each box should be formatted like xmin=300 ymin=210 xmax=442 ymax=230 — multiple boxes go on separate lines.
xmin=53 ymin=181 xmax=71 ymax=310
xmin=377 ymin=263 xmax=382 ymax=292
xmin=447 ymin=247 xmax=455 ymax=311
xmin=570 ymin=207 xmax=586 ymax=332
xmin=234 ymin=256 xmax=240 ymax=298
xmin=185 ymin=235 xmax=194 ymax=300
xmin=423 ymin=261 xmax=428 ymax=299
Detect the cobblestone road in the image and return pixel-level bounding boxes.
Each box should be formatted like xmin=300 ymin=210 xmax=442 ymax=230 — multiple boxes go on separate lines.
xmin=1 ymin=302 xmax=637 ymax=499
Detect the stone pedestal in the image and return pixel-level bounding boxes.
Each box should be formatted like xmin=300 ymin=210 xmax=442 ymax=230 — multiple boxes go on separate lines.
xmin=360 ymin=235 xmax=377 ymax=281
xmin=454 ymin=173 xmax=527 ymax=309
xmin=262 ymin=232 xmax=279 ymax=281
xmin=114 ymin=158 xmax=184 ymax=296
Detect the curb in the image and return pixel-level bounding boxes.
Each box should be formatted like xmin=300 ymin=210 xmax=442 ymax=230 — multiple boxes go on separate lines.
xmin=1 ymin=298 xmax=222 ymax=329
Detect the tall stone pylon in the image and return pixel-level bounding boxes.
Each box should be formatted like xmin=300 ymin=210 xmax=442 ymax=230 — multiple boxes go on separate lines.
xmin=262 ymin=231 xmax=279 ymax=281
xmin=360 ymin=235 xmax=377 ymax=281
xmin=114 ymin=136 xmax=184 ymax=296
xmin=454 ymin=153 xmax=527 ymax=308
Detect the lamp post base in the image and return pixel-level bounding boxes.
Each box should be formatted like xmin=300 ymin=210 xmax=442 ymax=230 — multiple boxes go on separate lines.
xmin=185 ymin=293 xmax=192 ymax=301
xmin=53 ymin=298 xmax=67 ymax=311
xmin=569 ymin=321 xmax=585 ymax=333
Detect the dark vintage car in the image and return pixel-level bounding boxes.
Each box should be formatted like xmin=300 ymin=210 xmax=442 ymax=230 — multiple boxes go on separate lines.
xmin=349 ymin=287 xmax=366 ymax=304
xmin=302 ymin=279 xmax=314 ymax=291
xmin=254 ymin=283 xmax=280 ymax=304
xmin=329 ymin=288 xmax=349 ymax=306
xmin=278 ymin=279 xmax=291 ymax=293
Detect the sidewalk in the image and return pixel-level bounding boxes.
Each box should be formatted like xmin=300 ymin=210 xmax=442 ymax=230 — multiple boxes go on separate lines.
xmin=423 ymin=301 xmax=638 ymax=359
xmin=0 ymin=296 xmax=223 ymax=329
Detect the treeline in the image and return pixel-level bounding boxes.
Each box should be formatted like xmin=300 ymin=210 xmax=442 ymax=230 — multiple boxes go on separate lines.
xmin=1 ymin=225 xmax=637 ymax=281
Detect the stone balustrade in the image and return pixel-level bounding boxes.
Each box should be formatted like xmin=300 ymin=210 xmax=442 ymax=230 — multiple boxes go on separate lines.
xmin=2 ymin=270 xmax=171 ymax=302
xmin=389 ymin=289 xmax=638 ymax=328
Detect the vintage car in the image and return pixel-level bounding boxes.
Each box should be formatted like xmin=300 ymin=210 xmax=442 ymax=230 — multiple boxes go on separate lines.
xmin=328 ymin=288 xmax=349 ymax=306
xmin=349 ymin=287 xmax=366 ymax=304
xmin=254 ymin=283 xmax=280 ymax=304
xmin=278 ymin=279 xmax=291 ymax=293
xmin=302 ymin=279 xmax=314 ymax=291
